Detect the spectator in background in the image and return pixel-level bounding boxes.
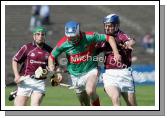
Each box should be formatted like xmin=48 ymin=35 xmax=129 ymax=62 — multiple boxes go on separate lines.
xmin=30 ymin=5 xmax=51 ymax=32
xmin=142 ymin=33 xmax=154 ymax=54
xmin=39 ymin=5 xmax=50 ymax=25
xmin=29 ymin=5 xmax=41 ymax=31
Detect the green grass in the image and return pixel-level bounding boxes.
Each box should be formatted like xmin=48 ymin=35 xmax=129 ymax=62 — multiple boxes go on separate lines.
xmin=5 ymin=85 xmax=155 ymax=106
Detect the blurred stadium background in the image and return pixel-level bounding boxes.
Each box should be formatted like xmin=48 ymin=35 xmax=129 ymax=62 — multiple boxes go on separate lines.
xmin=5 ymin=5 xmax=155 ymax=106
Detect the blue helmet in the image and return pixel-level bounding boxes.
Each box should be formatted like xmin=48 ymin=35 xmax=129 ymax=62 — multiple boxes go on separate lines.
xmin=103 ymin=14 xmax=120 ymax=24
xmin=65 ymin=21 xmax=80 ymax=37
xmin=65 ymin=21 xmax=81 ymax=45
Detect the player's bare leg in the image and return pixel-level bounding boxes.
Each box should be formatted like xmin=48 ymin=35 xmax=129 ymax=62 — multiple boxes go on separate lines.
xmin=76 ymin=90 xmax=90 ymax=106
xmin=30 ymin=92 xmax=44 ymax=106
xmin=86 ymin=72 xmax=100 ymax=106
xmin=14 ymin=95 xmax=28 ymax=106
xmin=121 ymin=92 xmax=137 ymax=106
xmin=105 ymin=86 xmax=121 ymax=106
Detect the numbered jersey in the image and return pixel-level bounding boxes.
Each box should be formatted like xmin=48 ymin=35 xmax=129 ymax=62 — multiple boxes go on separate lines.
xmin=51 ymin=31 xmax=109 ymax=76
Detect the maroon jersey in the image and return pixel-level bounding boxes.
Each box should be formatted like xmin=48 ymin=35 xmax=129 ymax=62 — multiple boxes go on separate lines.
xmin=13 ymin=42 xmax=52 ymax=76
xmin=97 ymin=30 xmax=132 ymax=69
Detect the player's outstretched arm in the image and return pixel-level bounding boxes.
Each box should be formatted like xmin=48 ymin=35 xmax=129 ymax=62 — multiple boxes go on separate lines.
xmin=108 ymin=36 xmax=121 ymax=62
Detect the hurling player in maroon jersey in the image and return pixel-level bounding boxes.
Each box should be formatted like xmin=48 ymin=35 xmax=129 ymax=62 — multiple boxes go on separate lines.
xmin=12 ymin=26 xmax=52 ymax=106
xmin=101 ymin=14 xmax=137 ymax=106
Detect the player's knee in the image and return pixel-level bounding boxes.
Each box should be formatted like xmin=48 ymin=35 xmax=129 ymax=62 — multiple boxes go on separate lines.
xmin=14 ymin=96 xmax=27 ymax=106
xmin=86 ymin=84 xmax=96 ymax=96
xmin=31 ymin=97 xmax=43 ymax=106
xmin=111 ymin=95 xmax=120 ymax=103
xmin=86 ymin=88 xmax=95 ymax=96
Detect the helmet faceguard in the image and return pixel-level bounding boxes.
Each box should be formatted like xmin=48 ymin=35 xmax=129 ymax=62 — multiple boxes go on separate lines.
xmin=103 ymin=14 xmax=120 ymax=35
xmin=65 ymin=21 xmax=80 ymax=45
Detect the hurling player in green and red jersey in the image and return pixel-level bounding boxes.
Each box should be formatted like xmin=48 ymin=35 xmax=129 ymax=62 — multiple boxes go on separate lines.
xmin=48 ymin=21 xmax=121 ymax=106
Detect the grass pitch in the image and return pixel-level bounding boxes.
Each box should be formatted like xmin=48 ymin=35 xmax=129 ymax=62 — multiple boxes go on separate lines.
xmin=5 ymin=85 xmax=155 ymax=106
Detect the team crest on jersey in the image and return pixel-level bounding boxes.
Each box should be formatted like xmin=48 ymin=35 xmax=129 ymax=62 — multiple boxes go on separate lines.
xmin=30 ymin=53 xmax=35 ymax=57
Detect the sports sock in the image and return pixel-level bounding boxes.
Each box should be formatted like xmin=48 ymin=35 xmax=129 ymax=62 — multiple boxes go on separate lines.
xmin=91 ymin=97 xmax=100 ymax=106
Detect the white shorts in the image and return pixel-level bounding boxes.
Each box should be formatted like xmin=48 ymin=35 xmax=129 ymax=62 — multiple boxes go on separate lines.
xmin=17 ymin=76 xmax=46 ymax=97
xmin=102 ymin=68 xmax=135 ymax=93
xmin=69 ymin=68 xmax=98 ymax=93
